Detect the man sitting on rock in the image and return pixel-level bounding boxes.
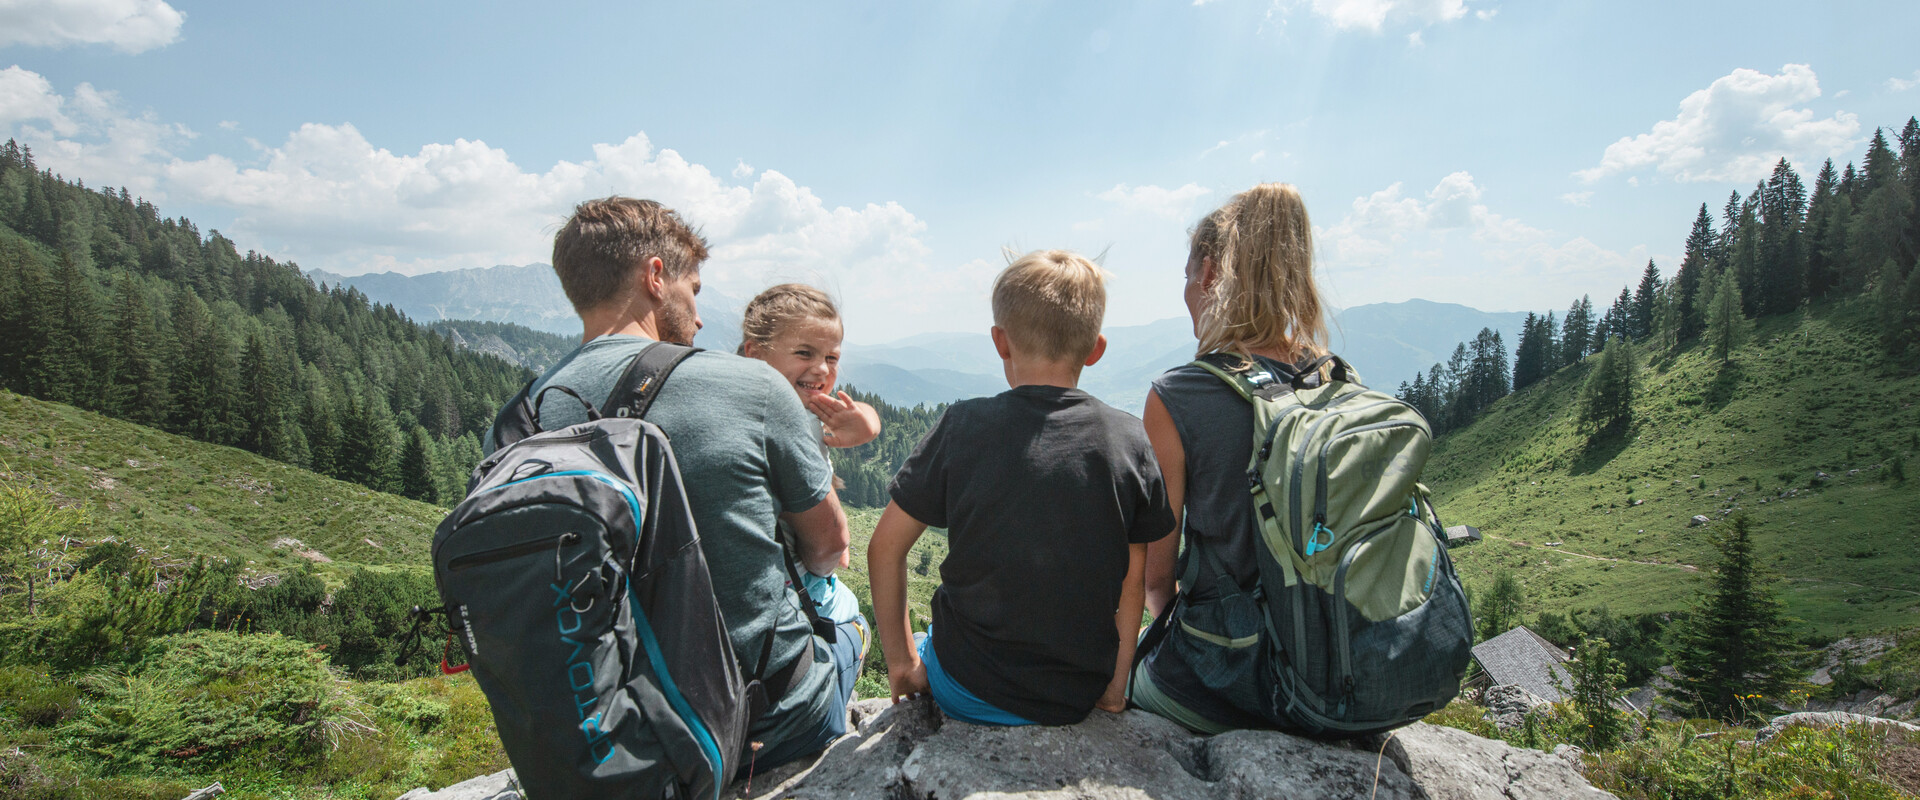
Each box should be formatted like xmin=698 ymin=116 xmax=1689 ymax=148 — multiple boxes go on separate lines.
xmin=483 ymin=196 xmax=862 ymax=768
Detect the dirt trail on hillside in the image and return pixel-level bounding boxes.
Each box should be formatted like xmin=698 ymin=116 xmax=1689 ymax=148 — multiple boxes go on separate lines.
xmin=1485 ymin=533 xmax=1920 ymax=598
xmin=1484 ymin=532 xmax=1699 ymax=572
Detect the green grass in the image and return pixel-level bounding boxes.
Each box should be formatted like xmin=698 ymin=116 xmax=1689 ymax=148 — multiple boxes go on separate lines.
xmin=1434 ymin=298 xmax=1920 ymax=637
xmin=0 ymin=390 xmax=443 ymax=574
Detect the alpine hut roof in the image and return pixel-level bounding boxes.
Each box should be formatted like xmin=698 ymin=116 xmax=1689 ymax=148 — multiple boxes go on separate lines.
xmin=1471 ymin=625 xmax=1572 ymax=703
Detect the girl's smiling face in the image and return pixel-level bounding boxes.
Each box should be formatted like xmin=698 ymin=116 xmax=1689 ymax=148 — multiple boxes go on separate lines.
xmin=746 ymin=316 xmax=843 ymax=399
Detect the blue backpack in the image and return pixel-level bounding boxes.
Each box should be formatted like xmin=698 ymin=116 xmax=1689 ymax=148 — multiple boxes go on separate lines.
xmin=421 ymin=343 xmax=812 ymax=799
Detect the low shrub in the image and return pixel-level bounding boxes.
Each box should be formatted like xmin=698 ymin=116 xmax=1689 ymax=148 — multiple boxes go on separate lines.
xmin=0 ymin=664 xmax=79 ymax=726
xmin=69 ymin=630 xmax=370 ymax=769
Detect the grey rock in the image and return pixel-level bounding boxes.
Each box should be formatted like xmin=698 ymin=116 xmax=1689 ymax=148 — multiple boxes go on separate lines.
xmin=1551 ymin=743 xmax=1586 ymax=768
xmin=1483 ymin=683 xmax=1553 ymax=731
xmin=395 ymin=769 xmax=520 ymax=800
xmin=1688 ymin=515 xmax=1712 ymax=527
xmin=737 ymin=698 xmax=1611 ymax=800
xmin=1755 ymin=712 xmax=1920 ymax=744
xmin=407 ymin=698 xmax=1616 ymax=800
xmin=1386 ymin=723 xmax=1615 ymax=799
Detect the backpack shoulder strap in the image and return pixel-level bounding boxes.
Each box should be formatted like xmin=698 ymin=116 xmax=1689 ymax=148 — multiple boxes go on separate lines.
xmin=1191 ymin=354 xmax=1295 ymax=403
xmin=488 ymin=378 xmax=540 ymax=452
xmin=602 ymin=341 xmax=701 ymax=420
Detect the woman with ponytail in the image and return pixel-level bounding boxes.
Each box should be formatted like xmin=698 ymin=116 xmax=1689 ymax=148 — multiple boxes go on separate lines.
xmin=1129 ymin=183 xmax=1334 ymax=733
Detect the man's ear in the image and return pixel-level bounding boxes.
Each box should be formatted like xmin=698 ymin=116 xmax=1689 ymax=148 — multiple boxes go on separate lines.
xmin=990 ymin=326 xmax=1012 ymax=360
xmin=639 ymin=256 xmax=667 ymax=300
xmin=1083 ymin=334 xmax=1108 ymax=367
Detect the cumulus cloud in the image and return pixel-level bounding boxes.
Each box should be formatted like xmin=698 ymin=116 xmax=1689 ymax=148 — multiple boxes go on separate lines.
xmin=1097 ymin=183 xmax=1212 ymax=220
xmin=1577 ymin=64 xmax=1860 ymax=184
xmin=0 ymin=0 xmax=184 ymax=53
xmin=1890 ymin=71 xmax=1920 ymax=92
xmin=0 ymin=67 xmax=953 ymax=341
xmin=1294 ymin=0 xmax=1472 ymax=32
xmin=0 ymin=66 xmax=190 ymax=193
xmin=1316 ymin=172 xmax=1643 ymax=309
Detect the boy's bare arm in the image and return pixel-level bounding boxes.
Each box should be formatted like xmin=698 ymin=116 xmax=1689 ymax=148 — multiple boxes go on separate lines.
xmin=1097 ymin=542 xmax=1150 ymax=713
xmin=867 ymin=501 xmax=931 ymax=701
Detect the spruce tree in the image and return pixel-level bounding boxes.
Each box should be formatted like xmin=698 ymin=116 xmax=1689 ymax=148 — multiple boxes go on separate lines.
xmin=39 ymin=250 xmax=99 ymax=408
xmin=1568 ymin=636 xmax=1628 ymax=751
xmin=1653 ymin=281 xmax=1684 ymax=353
xmin=1805 ymin=160 xmax=1840 ymax=300
xmin=1704 ymin=269 xmax=1751 ymax=364
xmin=1848 ymin=181 xmax=1915 ymax=283
xmin=399 ymin=426 xmax=438 ymax=504
xmin=1561 ymin=296 xmax=1593 ymax=367
xmin=1578 ymin=337 xmax=1633 ymax=436
xmin=239 ymin=331 xmax=289 ymax=460
xmin=167 ymin=289 xmax=241 ymax=445
xmin=1512 ymin=313 xmax=1545 ymax=391
xmin=103 ymin=276 xmax=170 ymax=426
xmin=338 ymin=393 xmax=399 ymax=494
xmin=1631 ymin=261 xmax=1660 ymax=342
xmin=1862 ymin=128 xmax=1897 ymax=195
xmin=301 ymin=374 xmax=342 ymax=479
xmin=1671 ymin=515 xmax=1801 ymax=722
xmin=1477 ymin=570 xmax=1524 ymax=642
xmin=1757 ymin=159 xmax=1807 ymax=316
xmin=0 ymin=242 xmax=51 ymax=393
xmin=1732 ymin=190 xmax=1762 ymax=317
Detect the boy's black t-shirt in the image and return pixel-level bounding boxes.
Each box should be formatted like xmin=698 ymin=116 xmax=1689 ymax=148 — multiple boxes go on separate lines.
xmin=889 ymin=385 xmax=1176 ymax=724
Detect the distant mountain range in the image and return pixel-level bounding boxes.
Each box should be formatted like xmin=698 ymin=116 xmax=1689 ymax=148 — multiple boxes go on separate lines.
xmin=310 ymin=264 xmax=1531 ymax=411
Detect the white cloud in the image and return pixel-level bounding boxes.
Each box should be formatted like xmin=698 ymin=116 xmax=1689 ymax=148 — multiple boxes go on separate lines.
xmin=1560 ymin=190 xmax=1593 ymax=206
xmin=1407 ymin=31 xmax=1423 ymax=47
xmin=731 ymin=160 xmax=753 ymax=178
xmin=217 ymin=119 xmax=237 ymax=130
xmin=1316 ymin=172 xmax=1644 ymax=310
xmin=1475 ymin=8 xmax=1496 ymax=19
xmin=0 ymin=68 xmax=190 ymax=193
xmin=1097 ymin=182 xmax=1212 ymax=221
xmin=1295 ymin=0 xmax=1471 ymax=32
xmin=0 ymin=67 xmax=952 ymax=342
xmin=0 ymin=0 xmax=184 ymax=53
xmin=1577 ymin=64 xmax=1860 ymax=184
xmin=1890 ymin=71 xmax=1920 ymax=92
xmin=1250 ymin=149 xmax=1267 ymax=163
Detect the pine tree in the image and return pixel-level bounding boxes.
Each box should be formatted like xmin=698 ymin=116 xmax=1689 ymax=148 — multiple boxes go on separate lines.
xmin=1578 ymin=337 xmax=1634 ymax=437
xmin=1704 ymin=269 xmax=1751 ymax=364
xmin=1671 ymin=515 xmax=1801 ymax=722
xmin=103 ymin=276 xmax=170 ymax=426
xmin=1631 ymin=261 xmax=1660 ymax=342
xmin=1477 ymin=570 xmax=1524 ymax=642
xmin=1567 ymin=637 xmax=1628 ymax=751
xmin=399 ymin=427 xmax=438 ymax=504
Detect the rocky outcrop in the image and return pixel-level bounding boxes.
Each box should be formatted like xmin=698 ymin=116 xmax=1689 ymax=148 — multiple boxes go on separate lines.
xmin=395 ymin=698 xmax=1618 ymax=799
xmin=1482 ymin=683 xmax=1553 ymax=731
xmin=1755 ymin=712 xmax=1920 ymax=744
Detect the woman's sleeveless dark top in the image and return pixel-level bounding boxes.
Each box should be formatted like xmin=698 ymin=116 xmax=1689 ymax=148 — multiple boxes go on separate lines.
xmin=1136 ymin=356 xmax=1300 ymax=730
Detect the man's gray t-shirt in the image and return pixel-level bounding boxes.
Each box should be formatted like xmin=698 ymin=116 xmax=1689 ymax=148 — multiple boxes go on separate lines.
xmin=485 ymin=333 xmax=837 ymax=747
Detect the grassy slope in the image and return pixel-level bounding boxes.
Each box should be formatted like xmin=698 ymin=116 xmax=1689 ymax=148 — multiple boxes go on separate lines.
xmin=0 ymin=390 xmax=442 ymax=575
xmin=1434 ymin=298 xmax=1920 ymax=636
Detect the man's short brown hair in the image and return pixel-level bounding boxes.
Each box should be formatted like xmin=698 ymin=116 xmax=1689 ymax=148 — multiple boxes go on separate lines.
xmin=551 ymin=197 xmax=710 ymax=313
xmin=991 ymin=249 xmax=1107 ymax=363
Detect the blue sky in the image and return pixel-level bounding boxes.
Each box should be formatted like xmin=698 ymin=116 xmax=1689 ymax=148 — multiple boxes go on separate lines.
xmin=3 ymin=0 xmax=1917 ymax=343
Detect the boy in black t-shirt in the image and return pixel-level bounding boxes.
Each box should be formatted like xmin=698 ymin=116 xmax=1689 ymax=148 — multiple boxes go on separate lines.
xmin=867 ymin=250 xmax=1176 ymax=726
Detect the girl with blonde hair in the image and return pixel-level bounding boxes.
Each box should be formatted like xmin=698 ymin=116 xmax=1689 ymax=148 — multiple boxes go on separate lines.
xmin=1129 ymin=183 xmax=1335 ymax=733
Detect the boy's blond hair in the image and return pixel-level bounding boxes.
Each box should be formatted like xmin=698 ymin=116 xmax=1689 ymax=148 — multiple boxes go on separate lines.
xmin=991 ymin=249 xmax=1107 ymax=363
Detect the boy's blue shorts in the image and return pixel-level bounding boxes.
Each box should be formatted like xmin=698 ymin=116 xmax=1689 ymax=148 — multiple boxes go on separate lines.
xmin=916 ymin=630 xmax=1035 ymax=727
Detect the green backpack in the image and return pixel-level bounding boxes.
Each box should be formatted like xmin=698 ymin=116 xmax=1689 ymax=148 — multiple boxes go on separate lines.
xmin=1181 ymin=353 xmax=1474 ymax=737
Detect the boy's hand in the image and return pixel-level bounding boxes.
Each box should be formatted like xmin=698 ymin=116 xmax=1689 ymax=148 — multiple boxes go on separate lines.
xmin=1094 ymin=676 xmax=1128 ymax=713
xmin=809 ymin=393 xmax=881 ymax=448
xmin=888 ymin=657 xmax=930 ymax=704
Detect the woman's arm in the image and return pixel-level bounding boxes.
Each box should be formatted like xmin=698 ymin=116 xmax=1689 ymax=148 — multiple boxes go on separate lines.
xmin=1142 ymin=389 xmax=1186 ymax=619
xmin=867 ymin=500 xmax=930 ymax=701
